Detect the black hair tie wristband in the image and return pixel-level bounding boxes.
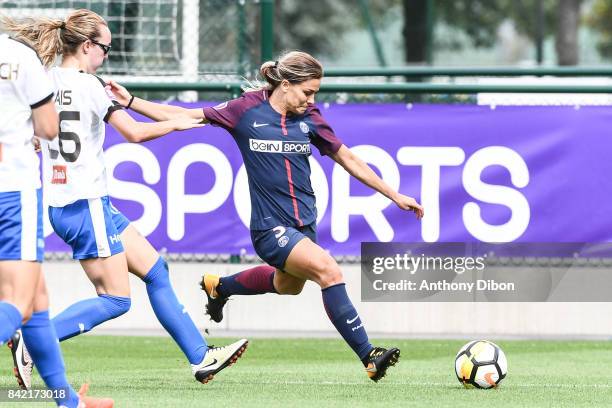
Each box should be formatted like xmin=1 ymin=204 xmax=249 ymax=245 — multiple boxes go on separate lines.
xmin=126 ymin=94 xmax=135 ymax=109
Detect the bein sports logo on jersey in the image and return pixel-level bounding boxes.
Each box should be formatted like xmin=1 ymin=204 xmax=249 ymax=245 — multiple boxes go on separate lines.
xmin=51 ymin=165 xmax=67 ymax=184
xmin=249 ymin=139 xmax=311 ymax=155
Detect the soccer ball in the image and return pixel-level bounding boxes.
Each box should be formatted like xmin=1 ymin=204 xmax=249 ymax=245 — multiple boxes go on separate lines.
xmin=455 ymin=340 xmax=507 ymax=389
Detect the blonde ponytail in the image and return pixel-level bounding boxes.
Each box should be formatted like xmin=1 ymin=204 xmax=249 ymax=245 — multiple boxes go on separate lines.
xmin=1 ymin=9 xmax=107 ymax=68
xmin=1 ymin=16 xmax=63 ymax=67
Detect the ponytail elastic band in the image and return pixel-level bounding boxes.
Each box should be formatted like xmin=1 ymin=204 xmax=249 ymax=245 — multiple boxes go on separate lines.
xmin=60 ymin=22 xmax=66 ymax=30
xmin=126 ymin=94 xmax=135 ymax=109
xmin=274 ymin=60 xmax=279 ymax=68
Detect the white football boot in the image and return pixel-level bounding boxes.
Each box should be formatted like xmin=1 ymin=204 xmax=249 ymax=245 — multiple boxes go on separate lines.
xmin=192 ymin=338 xmax=248 ymax=383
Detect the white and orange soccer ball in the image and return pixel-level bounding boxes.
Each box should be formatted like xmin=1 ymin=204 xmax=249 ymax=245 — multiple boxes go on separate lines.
xmin=455 ymin=340 xmax=508 ymax=389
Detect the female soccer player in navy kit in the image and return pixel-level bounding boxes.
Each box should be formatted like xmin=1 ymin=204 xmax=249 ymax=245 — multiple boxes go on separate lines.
xmin=110 ymin=51 xmax=424 ymax=381
xmin=3 ymin=9 xmax=247 ymax=387
xmin=0 ymin=33 xmax=112 ymax=407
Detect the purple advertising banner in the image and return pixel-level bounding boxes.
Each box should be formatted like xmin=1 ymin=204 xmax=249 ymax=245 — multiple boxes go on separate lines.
xmin=44 ymin=103 xmax=612 ymax=255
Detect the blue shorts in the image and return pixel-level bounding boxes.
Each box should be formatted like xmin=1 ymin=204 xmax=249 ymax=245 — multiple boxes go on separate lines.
xmin=48 ymin=196 xmax=130 ymax=260
xmin=0 ymin=189 xmax=44 ymax=262
xmin=251 ymin=223 xmax=317 ymax=270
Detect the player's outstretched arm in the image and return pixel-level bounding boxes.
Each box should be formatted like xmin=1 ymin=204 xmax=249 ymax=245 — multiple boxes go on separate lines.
xmin=330 ymin=144 xmax=424 ymax=219
xmin=108 ymin=109 xmax=204 ymax=143
xmin=107 ymin=80 xmax=207 ymax=122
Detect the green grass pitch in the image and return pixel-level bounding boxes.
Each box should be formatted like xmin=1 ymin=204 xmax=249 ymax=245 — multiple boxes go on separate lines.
xmin=1 ymin=336 xmax=611 ymax=407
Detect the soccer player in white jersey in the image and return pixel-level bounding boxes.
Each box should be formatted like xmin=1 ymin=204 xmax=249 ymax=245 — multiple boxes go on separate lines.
xmin=0 ymin=33 xmax=113 ymax=408
xmin=2 ymin=8 xmax=248 ymax=387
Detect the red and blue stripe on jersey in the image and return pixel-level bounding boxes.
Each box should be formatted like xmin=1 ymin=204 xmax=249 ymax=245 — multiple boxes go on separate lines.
xmin=202 ymin=89 xmax=342 ymax=230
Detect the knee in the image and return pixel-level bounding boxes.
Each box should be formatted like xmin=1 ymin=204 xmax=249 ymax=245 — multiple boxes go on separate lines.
xmin=311 ymin=258 xmax=343 ymax=288
xmin=100 ymin=294 xmax=131 ymax=318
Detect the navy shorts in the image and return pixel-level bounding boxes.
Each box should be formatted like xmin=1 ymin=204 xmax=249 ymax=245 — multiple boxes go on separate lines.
xmin=251 ymin=223 xmax=317 ymax=270
xmin=48 ymin=196 xmax=130 ymax=260
xmin=0 ymin=189 xmax=44 ymax=262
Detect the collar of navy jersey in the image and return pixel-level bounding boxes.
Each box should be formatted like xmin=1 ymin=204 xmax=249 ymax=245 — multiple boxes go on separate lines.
xmin=248 ymin=102 xmax=309 ymax=130
xmin=241 ymin=100 xmax=313 ymax=142
xmin=249 ymin=111 xmax=311 ymax=137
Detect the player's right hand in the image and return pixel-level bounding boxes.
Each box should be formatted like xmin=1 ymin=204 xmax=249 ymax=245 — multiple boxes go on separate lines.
xmin=107 ymin=80 xmax=131 ymax=107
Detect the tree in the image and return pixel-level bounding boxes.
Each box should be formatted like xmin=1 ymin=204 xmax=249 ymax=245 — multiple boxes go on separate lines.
xmin=404 ymin=0 xmax=581 ymax=65
xmin=258 ymin=0 xmax=586 ymax=66
xmin=555 ymin=0 xmax=582 ymax=65
xmin=273 ymin=0 xmax=355 ymax=57
xmin=403 ymin=0 xmax=428 ymax=63
xmin=586 ymin=0 xmax=612 ymax=60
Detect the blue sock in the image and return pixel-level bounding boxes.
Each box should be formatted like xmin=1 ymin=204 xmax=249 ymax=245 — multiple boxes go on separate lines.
xmin=321 ymin=283 xmax=373 ymax=361
xmin=22 ymin=311 xmax=80 ymax=408
xmin=143 ymin=257 xmax=207 ymax=364
xmin=0 ymin=301 xmax=22 ymax=344
xmin=217 ymin=265 xmax=277 ymax=297
xmin=52 ymin=294 xmax=131 ymax=341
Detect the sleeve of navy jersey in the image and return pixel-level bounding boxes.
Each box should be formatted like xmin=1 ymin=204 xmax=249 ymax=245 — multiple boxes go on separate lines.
xmin=305 ymin=104 xmax=343 ymax=156
xmin=202 ymin=91 xmax=265 ymax=131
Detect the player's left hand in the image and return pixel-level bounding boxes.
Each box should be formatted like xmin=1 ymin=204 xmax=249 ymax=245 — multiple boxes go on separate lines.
xmin=394 ymin=193 xmax=424 ymax=220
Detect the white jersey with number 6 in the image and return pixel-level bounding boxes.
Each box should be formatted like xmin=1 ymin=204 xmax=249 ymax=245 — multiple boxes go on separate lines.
xmin=0 ymin=34 xmax=54 ymax=192
xmin=42 ymin=67 xmax=122 ymax=207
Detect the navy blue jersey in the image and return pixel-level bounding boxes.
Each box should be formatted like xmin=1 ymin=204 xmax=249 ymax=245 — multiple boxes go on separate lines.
xmin=202 ymin=89 xmax=342 ymax=230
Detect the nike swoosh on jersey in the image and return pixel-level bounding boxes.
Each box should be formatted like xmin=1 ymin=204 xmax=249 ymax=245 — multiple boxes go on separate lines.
xmin=346 ymin=315 xmax=359 ymax=324
xmin=253 ymin=121 xmax=269 ymax=128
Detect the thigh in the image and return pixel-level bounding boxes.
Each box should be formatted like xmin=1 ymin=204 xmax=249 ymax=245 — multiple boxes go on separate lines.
xmin=79 ymin=253 xmax=130 ymax=297
xmin=120 ymin=224 xmax=160 ymax=279
xmin=106 ymin=202 xmax=158 ymax=278
xmin=49 ymin=196 xmax=124 ymax=260
xmin=0 ymin=260 xmax=41 ymax=317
